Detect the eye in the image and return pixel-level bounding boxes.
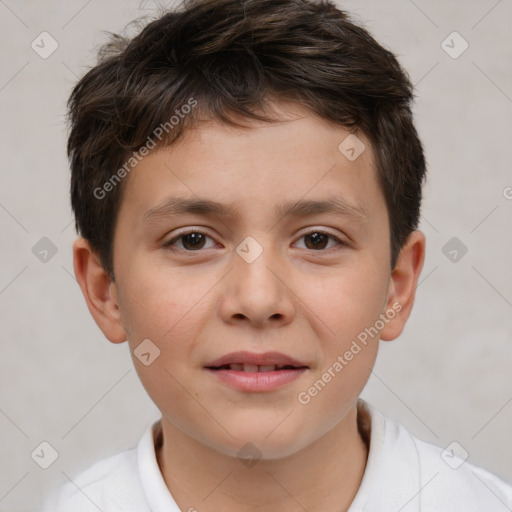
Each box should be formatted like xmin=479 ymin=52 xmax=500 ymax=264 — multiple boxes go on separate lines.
xmin=164 ymin=230 xmax=217 ymax=251
xmin=164 ymin=229 xmax=347 ymax=253
xmin=294 ymin=231 xmax=345 ymax=251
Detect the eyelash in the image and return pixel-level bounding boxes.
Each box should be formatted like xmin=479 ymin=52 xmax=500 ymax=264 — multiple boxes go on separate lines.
xmin=164 ymin=229 xmax=347 ymax=253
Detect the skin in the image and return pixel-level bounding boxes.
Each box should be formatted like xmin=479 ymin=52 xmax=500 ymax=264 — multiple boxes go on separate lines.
xmin=73 ymin=101 xmax=425 ymax=512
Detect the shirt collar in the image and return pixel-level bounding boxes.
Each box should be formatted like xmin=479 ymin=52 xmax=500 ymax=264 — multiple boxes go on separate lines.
xmin=137 ymin=399 xmax=422 ymax=512
xmin=348 ymin=399 xmax=422 ymax=512
xmin=138 ymin=420 xmax=182 ymax=511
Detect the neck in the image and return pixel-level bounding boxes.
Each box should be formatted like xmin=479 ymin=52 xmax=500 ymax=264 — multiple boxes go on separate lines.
xmin=156 ymin=403 xmax=369 ymax=512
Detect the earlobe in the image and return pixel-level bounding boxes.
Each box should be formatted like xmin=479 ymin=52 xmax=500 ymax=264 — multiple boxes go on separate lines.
xmin=380 ymin=230 xmax=426 ymax=341
xmin=72 ymin=237 xmax=127 ymax=344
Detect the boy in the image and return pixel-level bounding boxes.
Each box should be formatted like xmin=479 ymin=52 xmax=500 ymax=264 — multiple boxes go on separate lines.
xmin=44 ymin=0 xmax=512 ymax=510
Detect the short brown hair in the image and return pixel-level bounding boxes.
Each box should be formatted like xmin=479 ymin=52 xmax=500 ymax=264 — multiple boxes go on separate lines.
xmin=67 ymin=0 xmax=426 ymax=280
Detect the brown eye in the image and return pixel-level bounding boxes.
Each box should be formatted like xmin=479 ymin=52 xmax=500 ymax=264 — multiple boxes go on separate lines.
xmin=295 ymin=231 xmax=344 ymax=251
xmin=304 ymin=232 xmax=329 ymax=250
xmin=181 ymin=232 xmax=207 ymax=250
xmin=165 ymin=231 xmax=216 ymax=251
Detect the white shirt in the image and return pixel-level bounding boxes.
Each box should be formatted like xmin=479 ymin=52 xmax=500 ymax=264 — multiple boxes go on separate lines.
xmin=43 ymin=399 xmax=512 ymax=511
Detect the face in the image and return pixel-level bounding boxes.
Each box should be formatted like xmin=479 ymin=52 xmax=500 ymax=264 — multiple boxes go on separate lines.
xmin=94 ymin=102 xmax=414 ymax=459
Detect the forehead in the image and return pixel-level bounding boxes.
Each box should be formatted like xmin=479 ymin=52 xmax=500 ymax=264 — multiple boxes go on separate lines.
xmin=117 ymin=104 xmax=386 ymax=228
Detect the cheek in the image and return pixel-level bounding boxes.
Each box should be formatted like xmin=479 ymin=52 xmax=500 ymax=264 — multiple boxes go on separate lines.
xmin=119 ymin=259 xmax=211 ymax=341
xmin=308 ymin=273 xmax=383 ymax=376
xmin=117 ymin=257 xmax=220 ymax=379
xmin=302 ymin=261 xmax=389 ymax=344
xmin=294 ymin=259 xmax=386 ymax=406
xmin=118 ymin=270 xmax=204 ymax=421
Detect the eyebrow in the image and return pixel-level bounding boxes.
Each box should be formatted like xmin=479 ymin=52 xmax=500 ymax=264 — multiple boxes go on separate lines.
xmin=143 ymin=195 xmax=368 ymax=223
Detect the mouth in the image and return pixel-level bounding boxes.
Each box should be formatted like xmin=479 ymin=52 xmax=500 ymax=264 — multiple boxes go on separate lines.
xmin=204 ymin=350 xmax=309 ymax=371
xmin=206 ymin=363 xmax=308 ymax=372
xmin=204 ymin=351 xmax=309 ymax=392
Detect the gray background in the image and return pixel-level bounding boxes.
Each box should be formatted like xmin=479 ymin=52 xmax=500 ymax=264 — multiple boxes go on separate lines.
xmin=1 ymin=1 xmax=511 ymax=510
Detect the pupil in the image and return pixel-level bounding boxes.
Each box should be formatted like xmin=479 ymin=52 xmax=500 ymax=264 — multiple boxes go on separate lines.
xmin=183 ymin=233 xmax=205 ymax=250
xmin=306 ymin=232 xmax=328 ymax=250
xmin=181 ymin=233 xmax=329 ymax=251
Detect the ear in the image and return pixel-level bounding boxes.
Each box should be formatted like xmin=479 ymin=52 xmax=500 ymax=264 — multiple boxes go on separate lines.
xmin=72 ymin=237 xmax=127 ymax=344
xmin=380 ymin=230 xmax=426 ymax=341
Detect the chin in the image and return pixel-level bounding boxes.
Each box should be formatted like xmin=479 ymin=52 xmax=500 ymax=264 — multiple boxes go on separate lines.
xmin=210 ymin=422 xmax=312 ymax=461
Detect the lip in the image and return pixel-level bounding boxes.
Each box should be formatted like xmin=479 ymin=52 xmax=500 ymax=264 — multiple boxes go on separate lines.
xmin=204 ymin=351 xmax=308 ymax=368
xmin=205 ymin=367 xmax=308 ymax=392
xmin=204 ymin=351 xmax=309 ymax=393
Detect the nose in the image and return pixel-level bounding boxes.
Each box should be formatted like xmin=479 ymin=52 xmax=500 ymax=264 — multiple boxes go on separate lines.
xmin=218 ymin=239 xmax=295 ymax=328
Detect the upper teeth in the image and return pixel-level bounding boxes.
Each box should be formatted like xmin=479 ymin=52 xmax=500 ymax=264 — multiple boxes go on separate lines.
xmin=228 ymin=364 xmax=288 ymax=372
